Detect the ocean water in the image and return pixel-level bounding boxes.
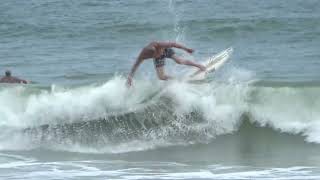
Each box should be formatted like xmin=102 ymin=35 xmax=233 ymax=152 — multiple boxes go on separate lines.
xmin=1 ymin=0 xmax=320 ymax=179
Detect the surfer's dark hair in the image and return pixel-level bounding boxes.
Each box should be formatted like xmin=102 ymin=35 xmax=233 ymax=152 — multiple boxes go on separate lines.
xmin=5 ymin=70 xmax=11 ymax=77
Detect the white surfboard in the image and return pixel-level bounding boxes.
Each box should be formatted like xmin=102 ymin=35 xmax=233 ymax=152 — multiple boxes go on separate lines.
xmin=185 ymin=47 xmax=233 ymax=81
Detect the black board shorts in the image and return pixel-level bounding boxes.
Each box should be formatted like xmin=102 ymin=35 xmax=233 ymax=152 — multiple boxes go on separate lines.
xmin=153 ymin=48 xmax=175 ymax=68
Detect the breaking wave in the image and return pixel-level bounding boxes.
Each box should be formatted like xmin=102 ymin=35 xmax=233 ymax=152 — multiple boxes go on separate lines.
xmin=0 ymin=70 xmax=320 ymax=153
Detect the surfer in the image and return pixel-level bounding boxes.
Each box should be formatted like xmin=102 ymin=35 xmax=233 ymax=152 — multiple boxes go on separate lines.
xmin=126 ymin=41 xmax=206 ymax=86
xmin=0 ymin=70 xmax=28 ymax=84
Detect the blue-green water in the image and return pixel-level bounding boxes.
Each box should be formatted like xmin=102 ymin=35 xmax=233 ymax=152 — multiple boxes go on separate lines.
xmin=1 ymin=0 xmax=320 ymax=179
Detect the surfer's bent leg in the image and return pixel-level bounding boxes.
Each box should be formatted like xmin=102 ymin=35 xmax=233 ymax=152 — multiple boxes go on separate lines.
xmin=171 ymin=55 xmax=206 ymax=71
xmin=154 ymin=66 xmax=172 ymax=80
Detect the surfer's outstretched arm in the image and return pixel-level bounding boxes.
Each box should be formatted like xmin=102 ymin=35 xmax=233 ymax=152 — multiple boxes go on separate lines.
xmin=171 ymin=55 xmax=206 ymax=71
xmin=127 ymin=45 xmax=157 ymax=86
xmin=127 ymin=58 xmax=143 ymax=86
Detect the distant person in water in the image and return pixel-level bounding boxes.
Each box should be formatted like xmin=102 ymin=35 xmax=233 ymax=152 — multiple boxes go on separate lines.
xmin=0 ymin=70 xmax=28 ymax=84
xmin=126 ymin=41 xmax=206 ymax=86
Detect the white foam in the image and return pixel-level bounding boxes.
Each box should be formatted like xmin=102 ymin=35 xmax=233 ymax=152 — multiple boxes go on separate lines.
xmin=0 ymin=77 xmax=160 ymax=128
xmin=1 ymin=68 xmax=320 ymax=153
xmin=164 ymin=81 xmax=247 ymax=136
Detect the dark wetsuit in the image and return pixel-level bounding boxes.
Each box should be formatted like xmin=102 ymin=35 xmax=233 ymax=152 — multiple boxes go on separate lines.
xmin=153 ymin=48 xmax=175 ymax=68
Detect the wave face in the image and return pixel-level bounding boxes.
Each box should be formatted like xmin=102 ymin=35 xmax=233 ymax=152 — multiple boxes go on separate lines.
xmin=0 ymin=72 xmax=320 ymax=153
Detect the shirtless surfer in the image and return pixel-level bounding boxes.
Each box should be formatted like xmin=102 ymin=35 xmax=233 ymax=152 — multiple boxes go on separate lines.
xmin=127 ymin=41 xmax=206 ymax=86
xmin=0 ymin=70 xmax=28 ymax=84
